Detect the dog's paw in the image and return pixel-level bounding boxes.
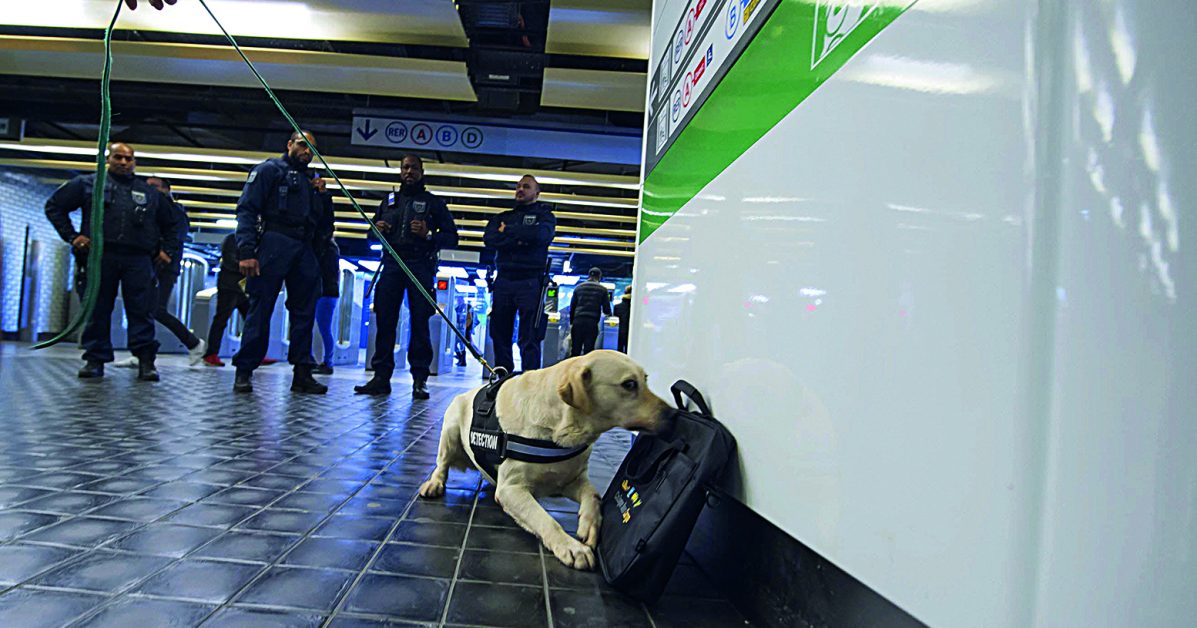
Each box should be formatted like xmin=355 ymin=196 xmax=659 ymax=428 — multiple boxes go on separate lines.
xmin=418 ymin=477 xmax=446 ymax=498
xmin=550 ymin=535 xmax=596 ymax=571
xmin=577 ymin=514 xmax=601 ymax=548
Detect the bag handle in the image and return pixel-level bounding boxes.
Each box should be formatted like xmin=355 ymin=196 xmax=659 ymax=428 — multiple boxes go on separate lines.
xmin=671 ymin=379 xmax=712 ymax=417
xmin=624 ymin=439 xmax=684 ymax=484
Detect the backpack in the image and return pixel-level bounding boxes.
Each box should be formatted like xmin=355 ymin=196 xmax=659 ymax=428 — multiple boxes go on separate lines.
xmin=598 ymin=380 xmax=736 ymax=602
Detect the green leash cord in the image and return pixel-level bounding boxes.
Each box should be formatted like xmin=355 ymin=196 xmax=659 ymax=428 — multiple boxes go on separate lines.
xmin=32 ymin=1 xmax=122 ymax=350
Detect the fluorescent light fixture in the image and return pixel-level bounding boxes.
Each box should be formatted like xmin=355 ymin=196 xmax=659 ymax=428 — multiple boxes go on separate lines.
xmin=474 ymin=278 xmax=489 ymax=288
xmin=338 ymin=259 xmax=357 ymax=272
xmin=438 ymin=266 xmax=470 ymax=279
xmin=215 ymin=219 xmax=237 ymax=228
xmin=458 ymin=285 xmax=478 ymax=294
xmin=476 ymin=269 xmax=487 ymax=279
xmin=369 ymin=244 xmax=383 ymax=251
xmin=600 ymin=282 xmax=616 ymax=290
xmin=553 ymin=275 xmax=580 ymax=286
xmin=357 ymin=260 xmax=381 ymax=272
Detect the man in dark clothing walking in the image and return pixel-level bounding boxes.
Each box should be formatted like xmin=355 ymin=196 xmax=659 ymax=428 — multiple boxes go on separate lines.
xmin=613 ymin=285 xmax=632 ymax=353
xmin=568 ymin=268 xmax=612 ymax=357
xmin=483 ymin=174 xmax=556 ymax=373
xmin=201 ymin=233 xmax=250 ymax=367
xmin=44 ymin=142 xmax=180 ymax=382
xmin=355 ymin=154 xmax=458 ymax=398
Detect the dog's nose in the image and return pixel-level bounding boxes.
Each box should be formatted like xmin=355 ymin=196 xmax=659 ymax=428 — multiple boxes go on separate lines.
xmin=651 ymin=407 xmax=678 ymax=437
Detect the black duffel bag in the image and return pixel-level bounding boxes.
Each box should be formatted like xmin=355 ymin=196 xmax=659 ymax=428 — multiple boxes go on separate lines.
xmin=598 ymin=380 xmax=736 ymax=603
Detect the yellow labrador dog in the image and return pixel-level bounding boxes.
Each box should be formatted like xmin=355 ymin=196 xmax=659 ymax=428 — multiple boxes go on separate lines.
xmin=418 ymin=350 xmax=672 ymax=570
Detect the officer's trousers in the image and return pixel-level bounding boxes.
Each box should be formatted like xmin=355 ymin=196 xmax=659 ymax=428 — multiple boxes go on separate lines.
xmin=82 ymin=250 xmax=158 ymax=363
xmin=570 ymin=318 xmax=600 ymax=357
xmin=371 ymin=262 xmax=435 ymax=379
xmin=232 ymin=231 xmax=319 ymax=371
xmin=489 ymin=275 xmax=543 ymax=373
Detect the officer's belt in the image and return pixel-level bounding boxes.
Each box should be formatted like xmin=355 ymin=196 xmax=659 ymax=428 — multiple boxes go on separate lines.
xmin=469 ymin=376 xmax=589 ymax=481
xmin=263 ymin=221 xmax=311 ymax=242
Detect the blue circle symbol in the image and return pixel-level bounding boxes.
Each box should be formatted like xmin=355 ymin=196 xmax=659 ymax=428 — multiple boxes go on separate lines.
xmin=385 ymin=122 xmax=408 ymax=143
xmin=726 ymin=2 xmax=740 ymax=39
xmin=461 ymin=127 xmax=484 ymax=149
xmin=672 ymin=89 xmax=682 ymax=122
xmin=411 ymin=123 xmax=433 ymax=146
xmin=436 ymin=125 xmax=459 ymax=148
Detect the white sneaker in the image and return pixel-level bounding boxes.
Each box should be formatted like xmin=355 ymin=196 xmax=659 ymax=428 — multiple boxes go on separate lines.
xmin=112 ymin=356 xmax=139 ymax=369
xmin=189 ymin=338 xmax=207 ymax=366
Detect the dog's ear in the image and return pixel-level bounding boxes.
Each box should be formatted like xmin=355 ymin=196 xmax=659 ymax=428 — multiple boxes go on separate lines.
xmin=558 ymin=361 xmax=593 ymax=413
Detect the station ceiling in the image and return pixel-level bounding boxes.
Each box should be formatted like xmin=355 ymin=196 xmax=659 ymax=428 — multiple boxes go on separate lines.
xmin=0 ymin=0 xmax=652 ymax=271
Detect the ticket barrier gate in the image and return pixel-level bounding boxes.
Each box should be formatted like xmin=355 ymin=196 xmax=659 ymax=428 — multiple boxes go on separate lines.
xmin=429 ymin=278 xmax=460 ymax=376
xmin=541 ymin=312 xmax=566 ymax=368
xmin=599 ymin=316 xmax=620 ymax=350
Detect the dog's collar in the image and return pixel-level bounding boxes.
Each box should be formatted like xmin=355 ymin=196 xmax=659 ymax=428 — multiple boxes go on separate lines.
xmin=469 ymin=376 xmax=589 ymax=476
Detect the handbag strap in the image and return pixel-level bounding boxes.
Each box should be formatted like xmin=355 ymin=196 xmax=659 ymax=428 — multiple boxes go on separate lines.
xmin=671 ymin=379 xmax=712 ymax=417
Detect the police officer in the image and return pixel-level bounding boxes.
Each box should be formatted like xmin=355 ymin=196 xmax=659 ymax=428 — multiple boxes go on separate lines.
xmin=44 ymin=142 xmax=180 ymax=381
xmin=114 ymin=176 xmax=207 ymax=368
xmin=355 ymin=154 xmax=458 ymax=398
xmin=483 ymin=174 xmax=556 ymax=373
xmin=568 ymin=267 xmax=612 ymax=356
xmin=231 ymin=130 xmax=335 ymax=394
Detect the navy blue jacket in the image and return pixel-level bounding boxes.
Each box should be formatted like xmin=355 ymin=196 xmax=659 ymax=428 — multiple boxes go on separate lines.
xmin=235 ymin=154 xmax=334 ymax=259
xmin=483 ymin=201 xmax=556 ymax=279
xmin=372 ymin=181 xmax=458 ymax=266
xmin=44 ymin=173 xmax=180 ymax=260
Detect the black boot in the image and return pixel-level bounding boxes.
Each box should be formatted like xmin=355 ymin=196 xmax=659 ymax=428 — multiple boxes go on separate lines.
xmin=354 ymin=373 xmax=392 ymax=396
xmin=78 ymin=361 xmax=104 ymax=379
xmin=137 ymin=355 xmax=160 ymax=382
xmin=291 ymin=365 xmax=328 ymax=394
xmin=233 ymin=369 xmax=253 ymax=393
xmin=412 ymin=378 xmax=430 ymax=400
xmin=312 ymin=363 xmax=334 ymax=375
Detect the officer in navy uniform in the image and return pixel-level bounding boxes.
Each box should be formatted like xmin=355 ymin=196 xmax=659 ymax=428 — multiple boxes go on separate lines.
xmin=355 ymin=154 xmax=458 ymax=398
xmin=231 ymin=130 xmax=335 ymax=394
xmin=44 ymin=142 xmax=180 ymax=382
xmin=483 ymin=174 xmax=556 ymax=373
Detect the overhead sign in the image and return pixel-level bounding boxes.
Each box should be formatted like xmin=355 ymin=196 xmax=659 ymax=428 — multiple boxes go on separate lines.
xmin=645 ymin=0 xmax=780 ymax=175
xmin=351 ymin=116 xmax=640 ymax=165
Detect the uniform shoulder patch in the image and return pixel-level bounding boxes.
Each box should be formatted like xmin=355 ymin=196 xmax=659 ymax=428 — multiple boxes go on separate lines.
xmin=247 ymin=170 xmax=258 ymax=184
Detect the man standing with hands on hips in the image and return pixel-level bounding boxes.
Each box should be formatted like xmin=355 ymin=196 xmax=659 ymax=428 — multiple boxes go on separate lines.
xmin=231 ymin=130 xmax=335 ymax=395
xmin=484 ymin=175 xmax=556 ymax=374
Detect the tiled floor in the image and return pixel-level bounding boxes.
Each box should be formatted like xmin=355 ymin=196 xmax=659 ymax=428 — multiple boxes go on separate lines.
xmin=0 ymin=343 xmax=752 ymax=627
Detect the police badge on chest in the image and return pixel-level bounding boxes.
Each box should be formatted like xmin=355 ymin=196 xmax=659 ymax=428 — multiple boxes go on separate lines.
xmin=523 ymin=215 xmax=537 ymax=226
